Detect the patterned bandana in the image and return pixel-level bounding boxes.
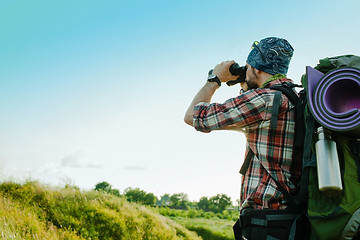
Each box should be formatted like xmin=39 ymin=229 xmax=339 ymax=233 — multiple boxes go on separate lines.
xmin=246 ymin=37 xmax=294 ymax=75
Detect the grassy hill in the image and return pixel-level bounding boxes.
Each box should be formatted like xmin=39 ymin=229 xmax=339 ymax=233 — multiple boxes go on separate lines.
xmin=0 ymin=181 xmax=201 ymax=240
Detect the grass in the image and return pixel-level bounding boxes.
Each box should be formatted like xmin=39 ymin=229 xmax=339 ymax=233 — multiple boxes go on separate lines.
xmin=171 ymin=217 xmax=234 ymax=240
xmin=0 ymin=180 xmax=238 ymax=239
xmin=0 ymin=181 xmax=202 ymax=240
xmin=154 ymin=205 xmax=238 ymax=240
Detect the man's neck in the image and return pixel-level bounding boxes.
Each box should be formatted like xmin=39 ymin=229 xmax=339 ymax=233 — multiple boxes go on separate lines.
xmin=257 ymin=72 xmax=273 ymax=88
xmin=261 ymin=74 xmax=287 ymax=88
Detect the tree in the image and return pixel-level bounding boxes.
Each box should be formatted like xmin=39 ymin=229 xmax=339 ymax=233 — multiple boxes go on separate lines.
xmin=94 ymin=181 xmax=121 ymax=197
xmin=209 ymin=194 xmax=232 ymax=213
xmin=170 ymin=193 xmax=189 ymax=209
xmin=124 ymin=187 xmax=157 ymax=206
xmin=95 ymin=181 xmax=112 ymax=192
xmin=197 ymin=196 xmax=210 ymax=211
xmin=124 ymin=187 xmax=146 ymax=202
xmin=143 ymin=192 xmax=157 ymax=206
xmin=110 ymin=188 xmax=121 ymax=197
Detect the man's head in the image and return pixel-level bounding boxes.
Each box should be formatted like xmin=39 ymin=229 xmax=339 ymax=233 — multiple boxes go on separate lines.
xmin=247 ymin=37 xmax=294 ymax=76
xmin=242 ymin=37 xmax=294 ymax=91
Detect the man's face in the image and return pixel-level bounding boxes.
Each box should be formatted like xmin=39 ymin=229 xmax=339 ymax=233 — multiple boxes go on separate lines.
xmin=242 ymin=64 xmax=258 ymax=91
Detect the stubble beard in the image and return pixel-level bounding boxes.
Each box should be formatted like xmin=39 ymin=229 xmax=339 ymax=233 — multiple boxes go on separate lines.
xmin=245 ymin=67 xmax=260 ymax=90
xmin=245 ymin=76 xmax=259 ymax=90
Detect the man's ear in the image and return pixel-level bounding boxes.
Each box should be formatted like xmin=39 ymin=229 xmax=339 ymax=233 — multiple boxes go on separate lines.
xmin=257 ymin=69 xmax=272 ymax=77
xmin=255 ymin=68 xmax=263 ymax=75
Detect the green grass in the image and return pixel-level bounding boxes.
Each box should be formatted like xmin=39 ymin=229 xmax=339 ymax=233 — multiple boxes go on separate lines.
xmin=171 ymin=217 xmax=234 ymax=240
xmin=0 ymin=181 xmax=201 ymax=240
xmin=154 ymin=205 xmax=238 ymax=239
xmin=155 ymin=207 xmax=239 ymax=221
xmin=0 ymin=180 xmax=238 ymax=240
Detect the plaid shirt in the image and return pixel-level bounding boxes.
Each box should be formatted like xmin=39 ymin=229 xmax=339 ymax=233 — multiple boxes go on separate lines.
xmin=193 ymin=78 xmax=301 ymax=210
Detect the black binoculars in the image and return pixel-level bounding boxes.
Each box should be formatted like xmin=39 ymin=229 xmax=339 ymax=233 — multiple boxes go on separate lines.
xmin=208 ymin=63 xmax=247 ymax=86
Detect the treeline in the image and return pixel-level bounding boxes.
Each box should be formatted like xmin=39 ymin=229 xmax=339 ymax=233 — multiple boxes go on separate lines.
xmin=94 ymin=181 xmax=236 ymax=214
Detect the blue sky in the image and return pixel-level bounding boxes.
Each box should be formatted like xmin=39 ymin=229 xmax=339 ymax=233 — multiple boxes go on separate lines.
xmin=1 ymin=0 xmax=360 ymax=202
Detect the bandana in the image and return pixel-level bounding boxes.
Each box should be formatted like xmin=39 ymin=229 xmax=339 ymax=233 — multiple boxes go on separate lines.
xmin=247 ymin=37 xmax=294 ymax=75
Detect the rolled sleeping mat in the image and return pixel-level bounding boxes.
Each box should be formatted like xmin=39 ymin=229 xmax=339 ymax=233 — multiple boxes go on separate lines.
xmin=306 ymin=66 xmax=360 ymax=137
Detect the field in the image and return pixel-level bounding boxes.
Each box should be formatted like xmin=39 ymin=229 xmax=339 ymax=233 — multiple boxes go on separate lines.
xmin=172 ymin=217 xmax=234 ymax=240
xmin=154 ymin=207 xmax=238 ymax=240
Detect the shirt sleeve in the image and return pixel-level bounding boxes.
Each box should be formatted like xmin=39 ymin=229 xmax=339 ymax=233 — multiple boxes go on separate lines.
xmin=193 ymin=89 xmax=270 ymax=133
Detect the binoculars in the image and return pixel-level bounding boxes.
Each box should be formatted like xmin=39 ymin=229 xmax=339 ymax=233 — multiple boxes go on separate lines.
xmin=208 ymin=63 xmax=247 ymax=86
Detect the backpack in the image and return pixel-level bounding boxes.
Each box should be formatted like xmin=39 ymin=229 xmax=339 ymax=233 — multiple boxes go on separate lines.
xmin=274 ymin=55 xmax=360 ymax=240
xmin=298 ymin=55 xmax=360 ymax=240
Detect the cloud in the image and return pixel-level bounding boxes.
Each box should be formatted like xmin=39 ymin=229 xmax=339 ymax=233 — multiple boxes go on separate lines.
xmin=60 ymin=151 xmax=83 ymax=168
xmin=86 ymin=162 xmax=103 ymax=169
xmin=60 ymin=151 xmax=103 ymax=169
xmin=122 ymin=165 xmax=147 ymax=171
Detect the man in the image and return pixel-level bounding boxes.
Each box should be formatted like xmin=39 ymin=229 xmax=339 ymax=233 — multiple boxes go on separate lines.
xmin=184 ymin=37 xmax=301 ymax=238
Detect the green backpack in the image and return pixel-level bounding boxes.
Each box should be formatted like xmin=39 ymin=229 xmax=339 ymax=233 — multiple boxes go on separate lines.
xmin=299 ymin=55 xmax=360 ymax=240
xmin=233 ymin=55 xmax=360 ymax=240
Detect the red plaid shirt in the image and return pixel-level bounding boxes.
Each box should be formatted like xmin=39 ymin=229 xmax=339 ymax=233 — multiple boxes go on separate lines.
xmin=193 ymin=78 xmax=301 ymax=210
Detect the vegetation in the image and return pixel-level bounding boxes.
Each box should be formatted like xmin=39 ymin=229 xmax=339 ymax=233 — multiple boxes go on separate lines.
xmin=173 ymin=217 xmax=234 ymax=240
xmin=154 ymin=207 xmax=238 ymax=240
xmin=94 ymin=181 xmax=235 ymax=213
xmin=0 ymin=180 xmax=239 ymax=239
xmin=155 ymin=207 xmax=238 ymax=221
xmin=92 ymin=181 xmax=238 ymax=240
xmin=94 ymin=181 xmax=121 ymax=197
xmin=123 ymin=187 xmax=157 ymax=206
xmin=0 ymin=181 xmax=201 ymax=239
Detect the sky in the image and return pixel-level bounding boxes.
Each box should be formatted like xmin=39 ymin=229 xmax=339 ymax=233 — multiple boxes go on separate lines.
xmin=1 ymin=0 xmax=360 ymax=203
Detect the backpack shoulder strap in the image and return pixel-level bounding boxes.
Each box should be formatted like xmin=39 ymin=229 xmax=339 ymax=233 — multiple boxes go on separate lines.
xmin=240 ymin=147 xmax=254 ymax=175
xmin=240 ymin=83 xmax=304 ymax=175
xmin=269 ymin=83 xmax=305 ymax=148
xmin=269 ymin=82 xmax=301 ymax=105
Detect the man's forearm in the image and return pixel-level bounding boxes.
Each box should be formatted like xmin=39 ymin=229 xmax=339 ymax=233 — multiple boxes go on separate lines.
xmin=184 ymin=81 xmax=219 ymax=126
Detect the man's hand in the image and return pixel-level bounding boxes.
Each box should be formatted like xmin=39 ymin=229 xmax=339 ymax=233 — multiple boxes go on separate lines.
xmin=184 ymin=60 xmax=237 ymax=127
xmin=212 ymin=60 xmax=238 ymax=83
xmin=240 ymin=81 xmax=248 ymax=92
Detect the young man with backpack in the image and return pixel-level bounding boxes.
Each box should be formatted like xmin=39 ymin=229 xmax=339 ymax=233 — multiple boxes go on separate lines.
xmin=184 ymin=37 xmax=302 ymax=239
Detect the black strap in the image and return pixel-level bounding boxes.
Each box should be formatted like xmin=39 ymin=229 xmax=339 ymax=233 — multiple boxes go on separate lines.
xmin=270 ymin=83 xmax=300 ymax=105
xmin=240 ymin=148 xmax=254 ymax=175
xmin=239 ymin=116 xmax=315 ymax=211
xmin=270 ymin=84 xmax=305 ymax=148
xmin=266 ymin=214 xmax=299 ymax=221
xmin=268 ymin=166 xmax=298 ymax=210
xmin=242 ymin=148 xmax=298 ymax=209
xmin=233 ymin=219 xmax=242 ymax=240
xmin=240 ymin=208 xmax=298 ymax=240
xmin=270 ymin=91 xmax=282 ymax=129
xmin=351 ymin=139 xmax=360 ymax=182
xmin=297 ymin=113 xmax=316 ymax=199
xmin=288 ymin=209 xmax=310 ymax=240
xmin=240 ymin=84 xmax=303 ymax=206
xmin=240 ymin=84 xmax=302 ymax=176
xmin=240 ymin=84 xmax=294 ymax=176
xmin=240 ymin=147 xmax=296 ymax=208
xmin=352 ymin=140 xmax=360 ymax=155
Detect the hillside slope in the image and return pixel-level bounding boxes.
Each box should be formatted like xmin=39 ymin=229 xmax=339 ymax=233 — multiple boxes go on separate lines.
xmin=0 ymin=181 xmax=201 ymax=240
